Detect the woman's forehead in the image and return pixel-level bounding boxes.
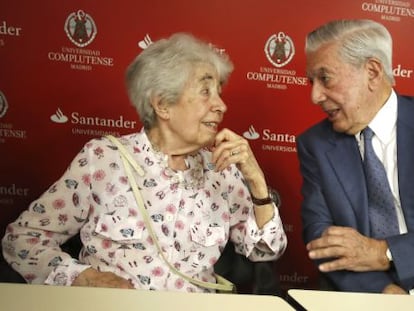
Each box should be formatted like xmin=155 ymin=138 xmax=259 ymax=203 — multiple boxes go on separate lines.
xmin=189 ymin=64 xmax=219 ymax=84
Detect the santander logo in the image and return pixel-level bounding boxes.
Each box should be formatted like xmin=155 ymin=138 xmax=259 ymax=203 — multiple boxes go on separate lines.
xmin=243 ymin=125 xmax=260 ymax=140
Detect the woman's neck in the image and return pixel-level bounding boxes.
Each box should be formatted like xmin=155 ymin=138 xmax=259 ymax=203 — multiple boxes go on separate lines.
xmin=146 ymin=128 xmax=189 ymax=171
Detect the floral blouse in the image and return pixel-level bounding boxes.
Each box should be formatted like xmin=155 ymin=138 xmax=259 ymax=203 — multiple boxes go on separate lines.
xmin=2 ymin=129 xmax=287 ymax=292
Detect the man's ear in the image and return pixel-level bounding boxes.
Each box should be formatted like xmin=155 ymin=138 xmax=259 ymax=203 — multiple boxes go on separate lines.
xmin=151 ymin=96 xmax=169 ymax=120
xmin=366 ymin=58 xmax=384 ymax=90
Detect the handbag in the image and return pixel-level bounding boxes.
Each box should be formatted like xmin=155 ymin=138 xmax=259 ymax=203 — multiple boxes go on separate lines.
xmin=106 ymin=135 xmax=236 ymax=293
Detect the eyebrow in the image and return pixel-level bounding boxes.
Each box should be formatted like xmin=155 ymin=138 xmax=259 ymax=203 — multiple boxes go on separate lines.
xmin=306 ymin=67 xmax=329 ymax=78
xmin=198 ymin=72 xmax=224 ymax=88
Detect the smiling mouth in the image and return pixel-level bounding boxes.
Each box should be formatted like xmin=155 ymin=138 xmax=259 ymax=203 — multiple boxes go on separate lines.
xmin=203 ymin=122 xmax=219 ymax=130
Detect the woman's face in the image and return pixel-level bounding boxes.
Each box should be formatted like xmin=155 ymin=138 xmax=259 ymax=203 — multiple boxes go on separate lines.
xmin=306 ymin=42 xmax=376 ymax=135
xmin=166 ymin=63 xmax=227 ymax=152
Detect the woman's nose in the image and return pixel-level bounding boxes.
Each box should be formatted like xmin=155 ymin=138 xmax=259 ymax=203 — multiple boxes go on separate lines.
xmin=213 ymin=95 xmax=227 ymax=113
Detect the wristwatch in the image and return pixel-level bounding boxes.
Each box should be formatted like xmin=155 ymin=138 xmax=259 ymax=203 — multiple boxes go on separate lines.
xmin=386 ymin=248 xmax=393 ymax=262
xmin=251 ymin=187 xmax=281 ymax=207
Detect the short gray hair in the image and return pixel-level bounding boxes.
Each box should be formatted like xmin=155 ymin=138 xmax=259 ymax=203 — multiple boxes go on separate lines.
xmin=305 ymin=19 xmax=394 ymax=85
xmin=126 ymin=33 xmax=234 ymax=129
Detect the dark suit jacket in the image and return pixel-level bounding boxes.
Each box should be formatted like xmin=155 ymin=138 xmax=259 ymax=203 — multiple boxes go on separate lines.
xmin=297 ymin=94 xmax=414 ymax=292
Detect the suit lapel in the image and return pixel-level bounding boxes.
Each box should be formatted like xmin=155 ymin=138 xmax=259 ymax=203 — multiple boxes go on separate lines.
xmin=397 ymin=96 xmax=414 ymax=229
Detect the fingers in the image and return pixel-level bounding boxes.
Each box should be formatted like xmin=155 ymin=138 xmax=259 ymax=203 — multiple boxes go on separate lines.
xmin=211 ymin=128 xmax=249 ymax=171
xmin=213 ymin=128 xmax=239 ymax=147
xmin=307 ymin=226 xmax=386 ymax=272
xmin=72 ymin=268 xmax=134 ymax=289
xmin=308 ymin=226 xmax=358 ymax=250
xmin=229 ymin=148 xmax=240 ymax=157
xmin=321 ymin=226 xmax=354 ymax=236
xmin=317 ymin=256 xmax=352 ymax=272
xmin=383 ymin=284 xmax=408 ymax=295
xmin=307 ymin=237 xmax=357 ymax=272
xmin=211 ymin=128 xmax=266 ymax=189
xmin=307 ymin=227 xmax=350 ymax=265
xmin=214 ymin=145 xmax=247 ymax=172
xmin=307 ymin=228 xmax=344 ymax=252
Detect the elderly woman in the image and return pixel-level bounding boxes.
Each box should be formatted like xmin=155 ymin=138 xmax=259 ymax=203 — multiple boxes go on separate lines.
xmin=2 ymin=33 xmax=287 ymax=292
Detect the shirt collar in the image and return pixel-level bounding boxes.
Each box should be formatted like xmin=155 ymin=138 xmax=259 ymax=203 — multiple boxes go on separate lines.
xmin=369 ymin=89 xmax=397 ymax=144
xmin=140 ymin=128 xmax=206 ymax=190
xmin=355 ymin=89 xmax=397 ymax=143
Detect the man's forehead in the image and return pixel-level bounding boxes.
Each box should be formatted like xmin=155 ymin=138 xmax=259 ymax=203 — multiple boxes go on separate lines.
xmin=306 ymin=47 xmax=339 ymax=77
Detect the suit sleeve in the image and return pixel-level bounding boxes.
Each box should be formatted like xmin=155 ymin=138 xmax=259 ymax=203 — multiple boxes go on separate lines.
xmin=387 ymin=233 xmax=414 ymax=290
xmin=297 ymin=134 xmax=395 ymax=293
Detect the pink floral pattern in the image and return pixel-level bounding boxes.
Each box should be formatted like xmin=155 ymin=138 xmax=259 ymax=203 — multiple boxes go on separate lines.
xmin=2 ymin=129 xmax=287 ymax=292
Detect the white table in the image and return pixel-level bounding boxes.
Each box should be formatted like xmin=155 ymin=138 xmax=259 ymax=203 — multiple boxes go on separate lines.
xmin=0 ymin=282 xmax=295 ymax=311
xmin=288 ymin=288 xmax=414 ymax=311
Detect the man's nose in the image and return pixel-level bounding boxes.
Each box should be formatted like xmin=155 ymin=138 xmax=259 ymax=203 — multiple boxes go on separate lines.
xmin=310 ymin=82 xmax=327 ymax=105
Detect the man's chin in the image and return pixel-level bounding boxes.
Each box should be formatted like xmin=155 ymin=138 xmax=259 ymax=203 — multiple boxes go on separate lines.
xmin=333 ymin=124 xmax=357 ymax=135
xmin=332 ymin=123 xmax=348 ymax=134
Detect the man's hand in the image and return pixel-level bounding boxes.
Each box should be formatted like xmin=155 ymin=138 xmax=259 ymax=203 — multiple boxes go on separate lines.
xmin=306 ymin=226 xmax=390 ymax=272
xmin=72 ymin=268 xmax=134 ymax=289
xmin=382 ymin=283 xmax=408 ymax=295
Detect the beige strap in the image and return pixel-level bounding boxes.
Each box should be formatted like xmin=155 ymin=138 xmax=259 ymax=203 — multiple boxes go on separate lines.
xmin=106 ymin=135 xmax=234 ymax=292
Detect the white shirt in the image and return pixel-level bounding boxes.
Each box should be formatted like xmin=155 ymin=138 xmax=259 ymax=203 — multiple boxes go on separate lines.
xmin=356 ymin=90 xmax=413 ymax=294
xmin=356 ymin=90 xmax=407 ymax=234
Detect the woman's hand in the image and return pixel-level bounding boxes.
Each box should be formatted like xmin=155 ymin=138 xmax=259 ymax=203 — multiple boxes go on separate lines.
xmin=212 ymin=128 xmax=274 ymax=228
xmin=72 ymin=268 xmax=134 ymax=289
xmin=211 ymin=128 xmax=266 ymax=189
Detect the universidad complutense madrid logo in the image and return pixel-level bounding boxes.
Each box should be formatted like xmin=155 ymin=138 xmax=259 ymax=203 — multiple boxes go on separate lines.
xmin=0 ymin=90 xmax=8 ymax=118
xmin=264 ymin=32 xmax=295 ymax=68
xmin=64 ymin=10 xmax=97 ymax=47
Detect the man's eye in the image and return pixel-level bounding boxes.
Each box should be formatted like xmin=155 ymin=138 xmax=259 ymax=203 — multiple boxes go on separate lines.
xmin=201 ymin=88 xmax=210 ymax=96
xmin=320 ymin=75 xmax=330 ymax=85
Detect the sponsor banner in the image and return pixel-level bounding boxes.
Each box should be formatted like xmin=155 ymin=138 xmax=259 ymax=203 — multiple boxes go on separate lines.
xmin=243 ymin=125 xmax=297 ymax=153
xmin=49 ymin=107 xmax=138 ymax=137
xmin=1 ymin=0 xmax=413 ymax=292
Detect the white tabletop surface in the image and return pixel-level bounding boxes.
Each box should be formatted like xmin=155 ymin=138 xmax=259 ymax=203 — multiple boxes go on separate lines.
xmin=288 ymin=288 xmax=414 ymax=311
xmin=0 ymin=282 xmax=295 ymax=311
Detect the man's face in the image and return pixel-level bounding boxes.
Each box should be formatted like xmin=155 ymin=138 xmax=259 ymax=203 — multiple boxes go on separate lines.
xmin=306 ymin=42 xmax=376 ymax=135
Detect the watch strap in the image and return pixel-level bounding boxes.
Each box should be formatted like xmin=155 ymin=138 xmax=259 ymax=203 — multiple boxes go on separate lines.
xmin=251 ymin=188 xmax=272 ymax=206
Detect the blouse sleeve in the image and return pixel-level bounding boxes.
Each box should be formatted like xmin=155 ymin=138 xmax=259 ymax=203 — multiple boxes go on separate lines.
xmin=1 ymin=141 xmax=98 ymax=285
xmin=226 ymin=166 xmax=287 ymax=262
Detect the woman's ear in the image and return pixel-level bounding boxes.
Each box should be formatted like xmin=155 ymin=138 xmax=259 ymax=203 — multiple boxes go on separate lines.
xmin=151 ymin=96 xmax=170 ymax=120
xmin=366 ymin=58 xmax=384 ymax=90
